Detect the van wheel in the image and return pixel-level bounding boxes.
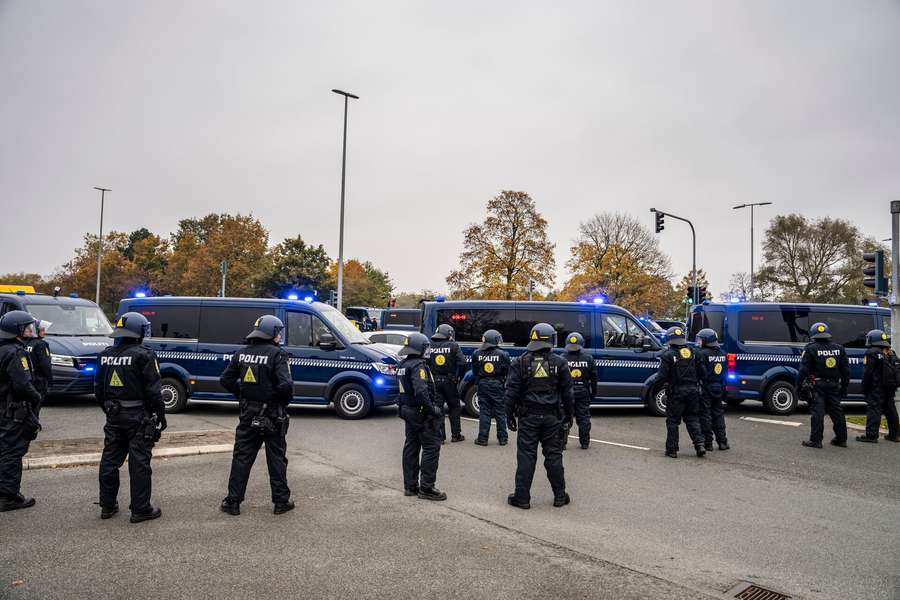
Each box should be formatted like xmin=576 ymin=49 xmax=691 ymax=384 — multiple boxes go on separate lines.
xmin=161 ymin=378 xmax=188 ymax=413
xmin=334 ymin=383 xmax=372 ymax=419
xmin=763 ymin=381 xmax=798 ymax=415
xmin=647 ymin=384 xmax=667 ymax=417
xmin=463 ymin=386 xmax=480 ymax=418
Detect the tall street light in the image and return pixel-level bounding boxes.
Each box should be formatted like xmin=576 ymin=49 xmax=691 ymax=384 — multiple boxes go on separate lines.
xmin=93 ymin=187 xmax=111 ymax=305
xmin=331 ymin=88 xmax=359 ymax=313
xmin=732 ymin=202 xmax=772 ymax=300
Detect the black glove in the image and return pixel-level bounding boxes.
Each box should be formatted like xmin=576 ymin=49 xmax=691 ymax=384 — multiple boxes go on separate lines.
xmin=156 ymin=412 xmax=168 ymax=432
xmin=562 ymin=417 xmax=573 ymax=431
xmin=430 ymin=404 xmax=443 ymax=419
xmin=507 ymin=414 xmax=517 ymax=432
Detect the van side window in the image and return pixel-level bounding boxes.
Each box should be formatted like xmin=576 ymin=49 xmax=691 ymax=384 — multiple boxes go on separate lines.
xmin=515 ymin=309 xmax=592 ymax=348
xmin=738 ymin=310 xmax=809 ymax=344
xmin=435 ymin=308 xmax=517 ymax=344
xmin=808 ymin=311 xmax=872 ymax=349
xmin=138 ymin=305 xmax=200 ymax=339
xmin=286 ymin=311 xmax=333 ymax=347
xmin=689 ymin=311 xmax=724 ymax=341
xmin=199 ymin=306 xmax=270 ymax=345
xmin=601 ymin=314 xmax=646 ymax=349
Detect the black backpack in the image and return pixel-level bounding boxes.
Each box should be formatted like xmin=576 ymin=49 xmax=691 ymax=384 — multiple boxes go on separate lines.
xmin=882 ymin=350 xmax=900 ymax=388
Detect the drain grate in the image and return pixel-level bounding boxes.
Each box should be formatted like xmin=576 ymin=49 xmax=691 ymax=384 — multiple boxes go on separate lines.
xmin=733 ymin=583 xmax=792 ymax=600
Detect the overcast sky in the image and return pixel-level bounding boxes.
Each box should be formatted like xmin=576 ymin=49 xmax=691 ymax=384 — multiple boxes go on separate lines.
xmin=1 ymin=1 xmax=898 ymax=297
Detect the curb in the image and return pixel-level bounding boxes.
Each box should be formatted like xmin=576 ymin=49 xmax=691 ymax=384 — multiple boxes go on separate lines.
xmin=24 ymin=444 xmax=233 ymax=471
xmin=845 ymin=422 xmax=889 ymax=435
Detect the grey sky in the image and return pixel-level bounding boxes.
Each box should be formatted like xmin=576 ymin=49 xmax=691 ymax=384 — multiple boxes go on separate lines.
xmin=1 ymin=1 xmax=898 ymax=298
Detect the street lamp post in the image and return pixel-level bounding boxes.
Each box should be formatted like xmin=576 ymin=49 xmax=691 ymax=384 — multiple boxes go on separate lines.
xmin=732 ymin=202 xmax=772 ymax=300
xmin=331 ymin=88 xmax=359 ymax=313
xmin=93 ymin=187 xmax=111 ymax=305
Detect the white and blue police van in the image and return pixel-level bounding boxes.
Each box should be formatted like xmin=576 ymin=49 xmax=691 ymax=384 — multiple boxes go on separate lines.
xmin=115 ymin=296 xmax=400 ymax=419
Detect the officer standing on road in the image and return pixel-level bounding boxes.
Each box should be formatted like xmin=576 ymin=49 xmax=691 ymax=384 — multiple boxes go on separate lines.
xmin=429 ymin=324 xmax=467 ymax=443
xmin=695 ymin=328 xmax=729 ymax=451
xmin=0 ymin=311 xmax=42 ymax=512
xmin=856 ymin=330 xmax=900 ymax=444
xmin=472 ymin=329 xmax=510 ymax=447
xmin=657 ymin=326 xmax=706 ymax=458
xmin=398 ymin=332 xmax=446 ymax=500
xmin=563 ymin=332 xmax=596 ymax=450
xmin=505 ymin=323 xmax=574 ymax=509
xmin=26 ymin=321 xmax=53 ymax=411
xmin=220 ymin=316 xmax=294 ymax=516
xmin=96 ymin=312 xmax=166 ymax=523
xmin=797 ymin=322 xmax=849 ymax=449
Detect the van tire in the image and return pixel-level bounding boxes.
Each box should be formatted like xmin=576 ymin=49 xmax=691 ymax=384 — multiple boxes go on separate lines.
xmin=161 ymin=378 xmax=188 ymax=413
xmin=647 ymin=384 xmax=667 ymax=417
xmin=763 ymin=381 xmax=798 ymax=415
xmin=463 ymin=386 xmax=480 ymax=418
xmin=333 ymin=383 xmax=372 ymax=419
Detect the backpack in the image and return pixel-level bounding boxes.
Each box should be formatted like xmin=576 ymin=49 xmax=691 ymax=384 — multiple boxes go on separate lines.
xmin=882 ymin=350 xmax=900 ymax=388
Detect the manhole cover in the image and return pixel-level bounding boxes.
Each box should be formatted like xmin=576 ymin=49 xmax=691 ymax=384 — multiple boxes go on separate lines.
xmin=730 ymin=581 xmax=792 ymax=600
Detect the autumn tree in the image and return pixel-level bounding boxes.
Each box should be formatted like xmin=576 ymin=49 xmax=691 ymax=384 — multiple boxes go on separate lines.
xmin=447 ymin=191 xmax=555 ymax=299
xmin=329 ymin=259 xmax=393 ymax=307
xmin=258 ymin=235 xmax=331 ymax=297
xmin=391 ymin=290 xmax=440 ymax=308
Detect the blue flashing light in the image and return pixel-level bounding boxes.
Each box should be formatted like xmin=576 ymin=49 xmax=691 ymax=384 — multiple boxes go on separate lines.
xmin=727 ymin=372 xmax=737 ymax=381
xmin=578 ymin=299 xmax=588 ymax=304
xmin=83 ymin=366 xmax=95 ymax=373
xmin=868 ymin=301 xmax=878 ymax=307
xmin=593 ymin=297 xmax=605 ymax=304
xmin=15 ymin=290 xmax=26 ymax=296
xmin=303 ymin=296 xmax=314 ymax=303
xmin=69 ymin=293 xmax=78 ymax=298
xmin=435 ymin=295 xmax=446 ymax=302
xmin=134 ymin=291 xmax=147 ymax=298
xmin=375 ymin=377 xmax=385 ymax=386
xmin=287 ymin=293 xmax=299 ymax=301
xmin=729 ymin=296 xmax=741 ymax=304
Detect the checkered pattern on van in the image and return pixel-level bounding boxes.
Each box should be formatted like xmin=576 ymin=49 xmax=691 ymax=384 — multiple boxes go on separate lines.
xmin=736 ymin=354 xmax=801 ymax=363
xmin=596 ymin=359 xmax=659 ymax=368
xmin=288 ymin=358 xmax=372 ymax=371
xmin=156 ymin=351 xmax=220 ymax=361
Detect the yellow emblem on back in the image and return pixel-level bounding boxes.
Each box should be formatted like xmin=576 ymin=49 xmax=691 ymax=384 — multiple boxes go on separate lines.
xmin=533 ymin=361 xmax=549 ymax=378
xmin=484 ymin=362 xmax=495 ymax=374
xmin=435 ymin=354 xmax=446 ymax=366
xmin=571 ymin=368 xmax=582 ymax=378
xmin=679 ymin=348 xmax=691 ymax=359
xmin=825 ymin=357 xmax=837 ymax=369
xmin=713 ymin=363 xmax=723 ymax=375
xmin=243 ymin=367 xmax=257 ymax=383
xmin=109 ymin=370 xmax=124 ymax=387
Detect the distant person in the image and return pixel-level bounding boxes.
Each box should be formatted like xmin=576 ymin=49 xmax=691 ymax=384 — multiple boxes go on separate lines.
xmin=657 ymin=326 xmax=706 ymax=458
xmin=26 ymin=321 xmax=53 ymax=411
xmin=428 ymin=324 xmax=467 ymax=443
xmin=562 ymin=332 xmax=596 ymax=450
xmin=797 ymin=322 xmax=849 ymax=449
xmin=695 ymin=328 xmax=729 ymax=451
xmin=472 ymin=329 xmax=510 ymax=447
xmin=856 ymin=330 xmax=900 ymax=444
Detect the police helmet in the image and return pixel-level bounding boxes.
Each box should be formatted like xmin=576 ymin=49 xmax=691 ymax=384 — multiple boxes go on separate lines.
xmin=866 ymin=329 xmax=890 ymax=348
xmin=110 ymin=312 xmax=151 ymax=339
xmin=695 ymin=328 xmax=719 ymax=348
xmin=526 ymin=323 xmax=556 ymax=351
xmin=809 ymin=322 xmax=832 ymax=340
xmin=666 ymin=326 xmax=687 ymax=346
xmin=564 ymin=332 xmax=585 ymax=352
xmin=246 ymin=315 xmax=284 ymax=341
xmin=0 ymin=311 xmax=37 ymax=340
xmin=431 ymin=324 xmax=455 ymax=341
xmin=399 ymin=332 xmax=430 ymax=357
xmin=480 ymin=329 xmax=502 ymax=350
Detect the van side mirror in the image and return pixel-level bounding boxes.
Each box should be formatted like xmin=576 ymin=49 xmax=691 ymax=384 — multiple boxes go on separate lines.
xmin=317 ymin=333 xmax=338 ymax=350
xmin=636 ymin=337 xmax=654 ymax=353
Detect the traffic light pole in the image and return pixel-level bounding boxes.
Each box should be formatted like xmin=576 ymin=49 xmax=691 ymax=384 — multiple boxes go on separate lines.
xmin=891 ymin=201 xmax=899 ymax=353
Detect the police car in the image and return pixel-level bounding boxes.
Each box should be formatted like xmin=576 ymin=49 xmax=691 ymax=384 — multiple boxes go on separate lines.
xmin=688 ymin=301 xmax=891 ymax=414
xmin=115 ymin=296 xmax=400 ymax=419
xmin=0 ymin=291 xmax=113 ymax=395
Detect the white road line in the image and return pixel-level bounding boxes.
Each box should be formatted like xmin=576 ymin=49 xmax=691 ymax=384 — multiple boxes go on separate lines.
xmin=460 ymin=416 xmax=651 ymax=451
xmin=739 ymin=416 xmax=802 ymax=427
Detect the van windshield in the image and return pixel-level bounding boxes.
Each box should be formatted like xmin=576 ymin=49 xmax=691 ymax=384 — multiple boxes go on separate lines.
xmin=318 ymin=304 xmax=371 ymax=344
xmin=27 ymin=304 xmax=113 ymax=336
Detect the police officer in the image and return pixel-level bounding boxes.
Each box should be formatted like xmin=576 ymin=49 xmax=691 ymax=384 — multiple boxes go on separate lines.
xmin=398 ymin=332 xmax=446 ymax=500
xmin=856 ymin=330 xmax=900 ymax=444
xmin=472 ymin=329 xmax=510 ymax=447
xmin=96 ymin=312 xmax=165 ymax=522
xmin=657 ymin=326 xmax=706 ymax=458
xmin=695 ymin=328 xmax=729 ymax=451
xmin=429 ymin=324 xmax=467 ymax=443
xmin=26 ymin=321 xmax=53 ymax=411
xmin=0 ymin=311 xmax=42 ymax=512
xmin=797 ymin=322 xmax=849 ymax=449
xmin=220 ymin=316 xmax=294 ymax=516
xmin=505 ymin=323 xmax=574 ymax=509
xmin=563 ymin=332 xmax=596 ymax=450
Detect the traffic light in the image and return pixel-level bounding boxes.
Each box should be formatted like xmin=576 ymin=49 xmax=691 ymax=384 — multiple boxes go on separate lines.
xmin=684 ymin=286 xmax=696 ymax=304
xmin=863 ymin=250 xmax=888 ymax=297
xmin=698 ymin=286 xmax=709 ymax=301
xmin=329 ymin=290 xmax=338 ymax=306
xmin=389 ymin=298 xmax=397 ymax=308
xmin=655 ymin=211 xmax=665 ymax=233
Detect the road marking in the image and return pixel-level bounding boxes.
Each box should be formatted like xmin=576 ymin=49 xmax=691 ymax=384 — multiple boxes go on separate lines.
xmin=460 ymin=416 xmax=650 ymax=451
xmin=739 ymin=416 xmax=802 ymax=427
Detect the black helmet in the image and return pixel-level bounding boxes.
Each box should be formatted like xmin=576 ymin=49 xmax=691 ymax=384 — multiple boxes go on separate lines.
xmin=110 ymin=312 xmax=151 ymax=339
xmin=526 ymin=323 xmax=556 ymax=351
xmin=246 ymin=315 xmax=285 ymax=341
xmin=480 ymin=329 xmax=502 ymax=350
xmin=866 ymin=329 xmax=890 ymax=348
xmin=399 ymin=332 xmax=430 ymax=357
xmin=564 ymin=332 xmax=585 ymax=352
xmin=695 ymin=328 xmax=719 ymax=348
xmin=666 ymin=326 xmax=687 ymax=346
xmin=431 ymin=324 xmax=455 ymax=341
xmin=809 ymin=322 xmax=831 ymax=340
xmin=0 ymin=310 xmax=37 ymax=340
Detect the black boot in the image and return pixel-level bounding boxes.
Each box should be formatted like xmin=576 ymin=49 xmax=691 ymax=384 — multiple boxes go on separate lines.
xmin=474 ymin=438 xmax=488 ymax=446
xmin=553 ymin=493 xmax=571 ymax=507
xmin=507 ymin=494 xmax=530 ymax=510
xmin=580 ymin=441 xmax=589 ymax=450
xmin=274 ymin=499 xmax=296 ymax=514
xmin=884 ymin=435 xmax=900 ymax=443
xmin=665 ymin=450 xmax=678 ymax=458
xmin=129 ymin=505 xmax=161 ymax=523
xmin=717 ymin=441 xmax=730 ymax=451
xmin=451 ymin=434 xmax=465 ymax=443
xmin=101 ymin=502 xmax=119 ymax=519
xmin=220 ymin=499 xmax=240 ymax=515
xmin=695 ymin=445 xmax=707 ymax=457
xmin=802 ymin=440 xmax=823 ymax=449
xmin=418 ymin=487 xmax=447 ymax=501
xmin=856 ymin=435 xmax=878 ymax=444
xmin=498 ymin=438 xmax=508 ymax=446
xmin=830 ymin=439 xmax=848 ymax=448
xmin=404 ymin=484 xmax=420 ymax=497
xmin=0 ymin=494 xmax=36 ymax=512
xmin=704 ymin=441 xmax=714 ymax=451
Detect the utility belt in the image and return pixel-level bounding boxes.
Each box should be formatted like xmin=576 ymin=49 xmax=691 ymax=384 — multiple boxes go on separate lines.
xmin=521 ymin=401 xmax=560 ymax=415
xmin=432 ymin=373 xmax=455 ymax=382
xmin=1 ymin=397 xmax=42 ymax=441
xmin=103 ymin=398 xmax=145 ymax=416
xmin=245 ymin=401 xmax=289 ymax=437
xmin=814 ymin=377 xmax=839 ymax=386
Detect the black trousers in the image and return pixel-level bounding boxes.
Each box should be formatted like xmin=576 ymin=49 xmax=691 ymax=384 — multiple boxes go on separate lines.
xmin=226 ymin=409 xmax=291 ymax=504
xmin=573 ymin=390 xmax=592 ymax=444
xmin=666 ymin=388 xmax=704 ymax=453
xmin=809 ymin=382 xmax=847 ymax=444
xmin=514 ymin=412 xmax=565 ymax=501
xmin=864 ymin=387 xmax=899 ymax=439
xmin=0 ymin=411 xmax=31 ymax=499
xmin=98 ymin=409 xmax=154 ymax=512
xmin=698 ymin=387 xmax=728 ymax=445
xmin=401 ymin=406 xmax=441 ymax=490
xmin=434 ymin=378 xmax=462 ymax=438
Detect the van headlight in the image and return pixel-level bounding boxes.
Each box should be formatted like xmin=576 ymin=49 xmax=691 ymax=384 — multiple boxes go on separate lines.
xmin=371 ymin=362 xmax=397 ymax=376
xmin=50 ymin=354 xmax=77 ymax=368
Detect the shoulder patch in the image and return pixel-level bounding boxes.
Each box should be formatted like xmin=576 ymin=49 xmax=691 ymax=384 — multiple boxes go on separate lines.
xmin=419 ymin=368 xmax=427 ymax=380
xmin=20 ymin=356 xmax=29 ymax=371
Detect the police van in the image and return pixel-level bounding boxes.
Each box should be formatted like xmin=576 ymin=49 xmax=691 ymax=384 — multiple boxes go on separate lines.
xmin=688 ymin=301 xmax=891 ymax=415
xmin=380 ymin=308 xmax=422 ymax=331
xmin=115 ymin=296 xmax=400 ymax=418
xmin=419 ymin=299 xmax=671 ymax=416
xmin=0 ymin=291 xmax=113 ymax=396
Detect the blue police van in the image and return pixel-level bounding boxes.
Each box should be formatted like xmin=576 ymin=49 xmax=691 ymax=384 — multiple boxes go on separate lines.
xmin=688 ymin=301 xmax=891 ymax=415
xmin=380 ymin=308 xmax=422 ymax=331
xmin=115 ymin=296 xmax=400 ymax=419
xmin=0 ymin=291 xmax=113 ymax=395
xmin=419 ymin=300 xmax=671 ymax=416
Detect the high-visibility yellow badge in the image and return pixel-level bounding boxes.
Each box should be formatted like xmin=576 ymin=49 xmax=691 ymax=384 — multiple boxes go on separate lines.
xmin=674 ymin=328 xmax=683 ymax=336
xmin=817 ymin=325 xmax=826 ymax=333
xmin=571 ymin=368 xmax=582 ymax=379
xmin=533 ymin=362 xmax=548 ymax=378
xmin=531 ymin=330 xmax=539 ymax=340
xmin=109 ymin=370 xmax=124 ymax=387
xmin=484 ymin=362 xmax=495 ymax=374
xmin=569 ymin=336 xmax=578 ymax=344
xmin=825 ymin=357 xmax=837 ymax=368
xmin=679 ymin=348 xmax=691 ymax=359
xmin=117 ymin=318 xmax=124 ymax=328
xmin=714 ymin=363 xmax=723 ymax=375
xmin=20 ymin=357 xmax=29 ymax=370
xmin=419 ymin=368 xmax=427 ymax=380
xmin=243 ymin=367 xmax=257 ymax=383
xmin=883 ymin=333 xmax=889 ymax=340
xmin=435 ymin=355 xmax=446 ymax=366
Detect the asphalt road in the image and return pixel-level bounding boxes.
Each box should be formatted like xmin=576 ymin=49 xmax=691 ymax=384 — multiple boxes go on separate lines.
xmin=2 ymin=398 xmax=899 ymax=600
